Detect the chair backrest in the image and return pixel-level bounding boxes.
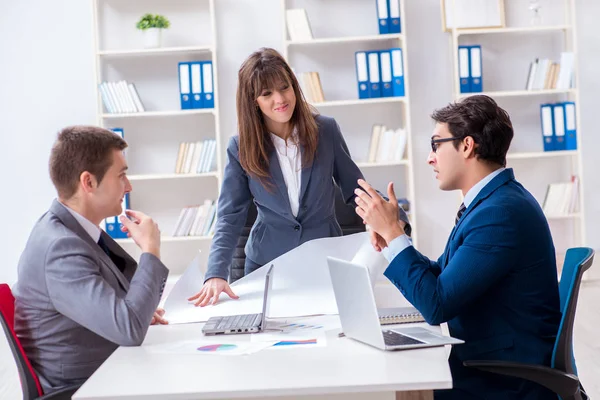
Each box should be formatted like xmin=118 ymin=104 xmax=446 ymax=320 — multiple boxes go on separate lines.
xmin=552 ymin=248 xmax=594 ymax=375
xmin=230 ymin=187 xmax=366 ymax=283
xmin=0 ymin=283 xmax=43 ymax=399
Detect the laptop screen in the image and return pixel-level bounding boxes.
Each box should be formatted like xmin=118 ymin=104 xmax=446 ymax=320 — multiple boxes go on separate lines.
xmin=261 ymin=264 xmax=274 ymax=317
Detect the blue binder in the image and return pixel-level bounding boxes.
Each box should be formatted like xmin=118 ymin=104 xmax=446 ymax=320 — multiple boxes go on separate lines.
xmin=458 ymin=46 xmax=471 ymax=93
xmin=469 ymin=45 xmax=483 ymax=93
xmin=563 ymin=102 xmax=577 ymax=150
xmin=540 ymin=104 xmax=555 ymax=152
xmin=202 ymin=61 xmax=215 ymax=109
xmin=178 ymin=62 xmax=192 ymax=110
xmin=355 ymin=51 xmax=370 ymax=99
xmin=376 ymin=0 xmax=389 ymax=34
xmin=388 ymin=0 xmax=401 ymax=33
xmin=552 ymin=103 xmax=566 ymax=151
xmin=190 ymin=62 xmax=204 ymax=109
xmin=379 ymin=51 xmax=394 ymax=97
xmin=367 ymin=51 xmax=382 ymax=98
xmin=390 ymin=48 xmax=405 ymax=97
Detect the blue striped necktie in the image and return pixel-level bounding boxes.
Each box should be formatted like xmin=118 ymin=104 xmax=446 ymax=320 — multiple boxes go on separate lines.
xmin=455 ymin=203 xmax=466 ymax=225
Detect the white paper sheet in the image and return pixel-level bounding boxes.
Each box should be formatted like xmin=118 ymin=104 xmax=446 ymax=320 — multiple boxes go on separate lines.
xmin=251 ymin=330 xmax=327 ymax=349
xmin=162 ymin=251 xmax=204 ymax=323
xmin=163 ymin=232 xmax=372 ymax=324
xmin=144 ymin=340 xmax=275 ymax=356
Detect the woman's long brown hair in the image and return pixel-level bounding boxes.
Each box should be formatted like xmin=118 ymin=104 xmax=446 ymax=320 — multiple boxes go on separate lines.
xmin=236 ymin=48 xmax=319 ymax=186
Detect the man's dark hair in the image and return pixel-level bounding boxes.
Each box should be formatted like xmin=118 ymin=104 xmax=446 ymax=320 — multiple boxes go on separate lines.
xmin=431 ymin=95 xmax=513 ymax=166
xmin=49 ymin=126 xmax=128 ymax=200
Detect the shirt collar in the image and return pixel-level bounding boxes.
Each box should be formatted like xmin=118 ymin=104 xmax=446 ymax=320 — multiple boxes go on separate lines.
xmin=61 ymin=202 xmax=102 ymax=243
xmin=463 ymin=168 xmax=505 ymax=209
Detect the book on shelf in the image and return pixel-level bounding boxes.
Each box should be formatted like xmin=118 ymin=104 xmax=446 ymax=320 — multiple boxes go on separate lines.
xmin=99 ymin=81 xmax=145 ymax=114
xmin=525 ymin=52 xmax=574 ymax=91
xmin=175 ymin=139 xmax=217 ymax=174
xmin=542 ymin=176 xmax=579 ymax=217
xmin=367 ymin=124 xmax=407 ymax=163
xmin=298 ymin=71 xmax=325 ymax=103
xmin=172 ymin=200 xmax=217 ymax=237
xmin=286 ymin=9 xmax=313 ymax=41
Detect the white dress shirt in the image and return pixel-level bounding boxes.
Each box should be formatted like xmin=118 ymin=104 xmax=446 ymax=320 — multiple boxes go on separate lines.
xmin=270 ymin=131 xmax=302 ymax=218
xmin=62 ymin=202 xmax=102 ymax=243
xmin=381 ymin=167 xmax=506 ymax=263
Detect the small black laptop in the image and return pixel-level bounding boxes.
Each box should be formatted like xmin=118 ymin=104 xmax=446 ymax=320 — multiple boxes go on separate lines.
xmin=202 ymin=264 xmax=274 ymax=335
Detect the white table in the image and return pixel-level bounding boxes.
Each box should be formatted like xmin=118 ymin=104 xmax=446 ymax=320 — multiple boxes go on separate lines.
xmin=73 ymin=284 xmax=452 ymax=400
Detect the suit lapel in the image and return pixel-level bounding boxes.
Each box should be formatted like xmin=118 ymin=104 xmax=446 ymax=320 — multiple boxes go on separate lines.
xmin=443 ymin=169 xmax=516 ymax=265
xmin=50 ymin=200 xmax=132 ymax=291
xmin=298 ymin=144 xmax=314 ymax=205
xmin=268 ymin=149 xmax=293 ymax=215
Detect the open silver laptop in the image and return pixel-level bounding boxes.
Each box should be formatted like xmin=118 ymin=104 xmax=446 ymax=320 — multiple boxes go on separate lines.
xmin=327 ymin=257 xmax=464 ymax=351
xmin=202 ymin=264 xmax=274 ymax=335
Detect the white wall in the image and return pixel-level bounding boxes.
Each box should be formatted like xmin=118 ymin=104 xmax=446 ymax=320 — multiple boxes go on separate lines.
xmin=0 ymin=0 xmax=598 ymax=287
xmin=0 ymin=0 xmax=97 ymax=285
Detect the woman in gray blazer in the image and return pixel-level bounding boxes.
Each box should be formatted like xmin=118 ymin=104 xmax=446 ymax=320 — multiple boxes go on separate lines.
xmin=189 ymin=48 xmax=409 ymax=306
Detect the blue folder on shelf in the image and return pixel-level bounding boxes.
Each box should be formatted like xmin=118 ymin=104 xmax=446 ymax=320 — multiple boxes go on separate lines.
xmin=388 ymin=0 xmax=401 ymax=33
xmin=202 ymin=61 xmax=215 ymax=109
xmin=355 ymin=51 xmax=370 ymax=99
xmin=390 ymin=48 xmax=405 ymax=97
xmin=469 ymin=45 xmax=483 ymax=93
xmin=379 ymin=50 xmax=394 ymax=97
xmin=190 ymin=62 xmax=204 ymax=109
xmin=540 ymin=104 xmax=555 ymax=152
xmin=564 ymin=101 xmax=577 ymax=150
xmin=553 ymin=103 xmax=566 ymax=151
xmin=458 ymin=46 xmax=471 ymax=93
xmin=178 ymin=62 xmax=192 ymax=110
xmin=376 ymin=0 xmax=389 ymax=34
xmin=367 ymin=51 xmax=382 ymax=98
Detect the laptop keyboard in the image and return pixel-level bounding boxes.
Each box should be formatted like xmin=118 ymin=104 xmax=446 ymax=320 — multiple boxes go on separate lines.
xmin=216 ymin=313 xmax=261 ymax=330
xmin=383 ymin=330 xmax=425 ymax=346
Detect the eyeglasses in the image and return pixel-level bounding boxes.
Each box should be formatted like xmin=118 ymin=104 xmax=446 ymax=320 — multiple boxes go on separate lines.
xmin=430 ymin=136 xmax=465 ymax=153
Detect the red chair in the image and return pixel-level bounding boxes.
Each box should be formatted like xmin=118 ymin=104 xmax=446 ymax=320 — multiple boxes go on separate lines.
xmin=0 ymin=284 xmax=80 ymax=400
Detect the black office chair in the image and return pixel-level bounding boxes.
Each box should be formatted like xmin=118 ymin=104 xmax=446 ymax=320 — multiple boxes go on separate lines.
xmin=464 ymin=247 xmax=594 ymax=400
xmin=229 ymin=188 xmax=366 ymax=283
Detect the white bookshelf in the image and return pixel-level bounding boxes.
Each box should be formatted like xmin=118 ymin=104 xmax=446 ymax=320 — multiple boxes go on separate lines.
xmin=281 ymin=0 xmax=419 ymax=248
xmin=447 ymin=0 xmax=586 ymax=265
xmin=91 ymin=0 xmax=222 ymax=274
xmin=101 ymin=109 xmax=215 ymax=119
xmin=286 ymin=33 xmax=404 ymax=46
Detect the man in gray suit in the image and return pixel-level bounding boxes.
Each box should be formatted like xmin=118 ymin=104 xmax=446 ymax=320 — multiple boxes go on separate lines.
xmin=12 ymin=126 xmax=169 ymax=394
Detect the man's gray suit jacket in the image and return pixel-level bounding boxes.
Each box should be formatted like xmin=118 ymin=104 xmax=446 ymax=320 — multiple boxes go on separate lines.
xmin=205 ymin=114 xmax=411 ymax=281
xmin=13 ymin=200 xmax=169 ymax=393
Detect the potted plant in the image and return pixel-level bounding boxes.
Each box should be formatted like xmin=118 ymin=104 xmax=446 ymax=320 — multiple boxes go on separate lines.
xmin=136 ymin=13 xmax=170 ymax=49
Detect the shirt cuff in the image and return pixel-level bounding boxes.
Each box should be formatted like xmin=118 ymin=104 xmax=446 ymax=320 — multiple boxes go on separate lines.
xmin=381 ymin=235 xmax=412 ymax=263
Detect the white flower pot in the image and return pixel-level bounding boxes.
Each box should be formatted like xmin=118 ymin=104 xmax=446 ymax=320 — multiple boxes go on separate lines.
xmin=143 ymin=28 xmax=162 ymax=49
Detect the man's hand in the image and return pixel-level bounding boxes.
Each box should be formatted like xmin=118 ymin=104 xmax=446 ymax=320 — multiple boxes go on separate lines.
xmin=119 ymin=210 xmax=161 ymax=258
xmin=369 ymin=229 xmax=387 ymax=252
xmin=355 ymin=179 xmax=405 ymax=244
xmin=188 ymin=278 xmax=239 ymax=307
xmin=150 ymin=308 xmax=168 ymax=325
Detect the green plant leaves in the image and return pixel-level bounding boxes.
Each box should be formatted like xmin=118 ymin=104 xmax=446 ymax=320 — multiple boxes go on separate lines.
xmin=136 ymin=13 xmax=171 ymax=30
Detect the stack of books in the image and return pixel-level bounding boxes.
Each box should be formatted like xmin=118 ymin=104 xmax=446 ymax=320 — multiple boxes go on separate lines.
xmin=286 ymin=9 xmax=313 ymax=41
xmin=172 ymin=200 xmax=217 ymax=237
xmin=542 ymin=176 xmax=579 ymax=217
xmin=99 ymin=81 xmax=145 ymax=114
xmin=367 ymin=125 xmax=407 ymax=163
xmin=175 ymin=139 xmax=216 ymax=174
xmin=525 ymin=52 xmax=574 ymax=91
xmin=298 ymin=72 xmax=325 ymax=103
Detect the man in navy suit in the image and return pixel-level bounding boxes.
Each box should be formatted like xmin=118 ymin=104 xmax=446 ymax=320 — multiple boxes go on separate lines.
xmin=355 ymin=95 xmax=561 ymax=399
